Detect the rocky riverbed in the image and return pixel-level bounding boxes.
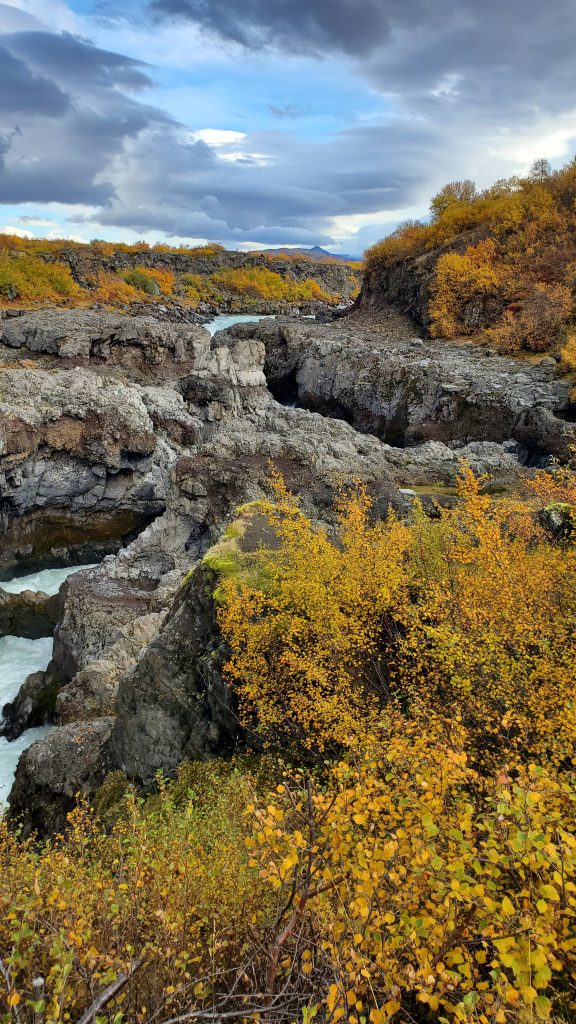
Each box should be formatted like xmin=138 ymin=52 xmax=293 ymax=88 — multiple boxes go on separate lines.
xmin=1 ymin=304 xmax=574 ymax=835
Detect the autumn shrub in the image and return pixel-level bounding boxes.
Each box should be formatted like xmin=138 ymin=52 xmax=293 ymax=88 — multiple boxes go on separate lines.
xmin=86 ymin=271 xmax=140 ymax=305
xmin=487 ymin=282 xmax=573 ymax=353
xmin=0 ymin=252 xmax=79 ymax=303
xmin=249 ymin=728 xmax=576 ymax=1024
xmin=142 ymin=267 xmax=175 ymax=295
xmin=366 ymin=157 xmax=576 ymax=351
xmin=121 ymin=268 xmax=160 ymax=296
xmin=429 ymin=239 xmax=501 ymax=337
xmin=560 ymin=331 xmax=576 ymax=371
xmin=179 ymin=272 xmax=223 ymax=306
xmin=219 ymin=468 xmax=576 ymax=771
xmin=2 ymin=468 xmax=576 ymax=1022
xmin=0 ymin=763 xmax=275 ymax=1022
xmin=211 ymin=266 xmax=336 ymax=304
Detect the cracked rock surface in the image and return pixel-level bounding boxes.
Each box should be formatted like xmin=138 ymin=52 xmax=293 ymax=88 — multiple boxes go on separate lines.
xmin=3 ymin=306 xmax=573 ymax=836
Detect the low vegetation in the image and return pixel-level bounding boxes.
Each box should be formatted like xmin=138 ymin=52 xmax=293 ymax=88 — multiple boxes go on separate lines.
xmin=366 ymin=157 xmax=576 ymax=353
xmin=0 ymin=252 xmax=79 ymax=304
xmin=2 ymin=465 xmax=576 ymax=1023
xmin=210 ymin=266 xmax=337 ymax=304
xmin=0 ymin=235 xmax=353 ymax=311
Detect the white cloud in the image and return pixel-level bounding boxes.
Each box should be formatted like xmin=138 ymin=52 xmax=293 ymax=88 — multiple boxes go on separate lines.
xmin=189 ymin=128 xmax=247 ymax=146
xmin=0 ymin=224 xmax=34 ymax=237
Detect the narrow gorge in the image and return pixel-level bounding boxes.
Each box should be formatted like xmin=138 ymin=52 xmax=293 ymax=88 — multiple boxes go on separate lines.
xmin=1 ymin=291 xmax=574 ymax=835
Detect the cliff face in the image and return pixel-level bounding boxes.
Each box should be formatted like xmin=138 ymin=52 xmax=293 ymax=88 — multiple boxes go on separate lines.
xmin=356 ymin=228 xmax=497 ymax=333
xmin=41 ymin=247 xmax=360 ymax=303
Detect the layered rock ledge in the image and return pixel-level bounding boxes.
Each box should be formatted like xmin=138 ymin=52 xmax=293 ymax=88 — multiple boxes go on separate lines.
xmin=3 ymin=305 xmax=574 ymax=836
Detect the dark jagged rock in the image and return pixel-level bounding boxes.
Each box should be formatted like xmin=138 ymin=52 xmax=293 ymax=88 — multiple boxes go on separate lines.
xmin=0 ymin=587 xmax=61 ymax=639
xmin=6 ymin=297 xmax=574 ymax=837
xmin=110 ymin=563 xmax=238 ymax=787
xmin=8 ymin=718 xmax=115 ymax=838
xmin=1 ymin=670 xmax=58 ymax=741
xmin=354 ymin=229 xmax=494 ymax=331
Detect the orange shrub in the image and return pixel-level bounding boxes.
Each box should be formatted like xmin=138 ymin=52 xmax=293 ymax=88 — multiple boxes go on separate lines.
xmin=87 ymin=270 xmax=139 ymax=304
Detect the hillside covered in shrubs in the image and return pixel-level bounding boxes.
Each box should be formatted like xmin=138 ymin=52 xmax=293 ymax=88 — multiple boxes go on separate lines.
xmin=2 ymin=467 xmax=576 ymax=1023
xmin=364 ymin=158 xmax=576 ymax=364
xmin=0 ymin=236 xmax=360 ymax=312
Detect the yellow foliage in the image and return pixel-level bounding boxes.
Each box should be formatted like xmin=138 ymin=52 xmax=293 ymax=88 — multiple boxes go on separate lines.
xmin=251 ymin=729 xmax=576 ymax=1024
xmin=218 ymin=474 xmax=411 ymax=757
xmin=3 ymin=713 xmax=576 ymax=1021
xmin=487 ymin=282 xmax=573 ymax=353
xmin=219 ymin=468 xmax=576 ymax=770
xmin=211 ymin=266 xmax=337 ymax=304
xmin=0 ymin=251 xmax=79 ymax=304
xmin=86 ymin=270 xmax=139 ymax=304
xmin=560 ymin=330 xmax=576 ymax=371
xmin=0 ymin=763 xmax=273 ymax=1023
xmin=3 ymin=470 xmax=576 ymax=1022
xmin=429 ymin=239 xmax=501 ymax=337
xmin=366 ymin=157 xmax=576 ymax=352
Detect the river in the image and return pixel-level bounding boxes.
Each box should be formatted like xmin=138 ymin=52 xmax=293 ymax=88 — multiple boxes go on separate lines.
xmin=0 ymin=565 xmax=94 ymax=808
xmin=205 ymin=313 xmax=273 ymax=336
xmin=1 ymin=314 xmax=280 ymax=808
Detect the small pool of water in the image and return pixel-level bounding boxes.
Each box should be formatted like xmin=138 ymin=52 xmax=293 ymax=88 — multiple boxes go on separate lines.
xmin=206 ymin=314 xmax=274 ymax=336
xmin=0 ymin=564 xmax=95 ymax=809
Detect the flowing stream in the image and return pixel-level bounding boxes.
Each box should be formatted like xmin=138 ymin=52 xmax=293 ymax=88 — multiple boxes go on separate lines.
xmin=0 ymin=565 xmax=95 ymax=808
xmin=205 ymin=313 xmax=274 ymax=335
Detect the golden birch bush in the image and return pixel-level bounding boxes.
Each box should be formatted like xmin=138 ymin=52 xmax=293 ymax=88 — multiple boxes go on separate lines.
xmin=2 ymin=468 xmax=576 ymax=1023
xmin=366 ymin=157 xmax=576 ymax=353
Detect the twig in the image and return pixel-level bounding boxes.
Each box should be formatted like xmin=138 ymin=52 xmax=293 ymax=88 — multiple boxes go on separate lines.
xmin=75 ymin=958 xmax=142 ymax=1024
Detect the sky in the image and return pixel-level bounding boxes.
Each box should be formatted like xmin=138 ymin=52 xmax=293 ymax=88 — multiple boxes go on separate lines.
xmin=1 ymin=0 xmax=576 ymax=254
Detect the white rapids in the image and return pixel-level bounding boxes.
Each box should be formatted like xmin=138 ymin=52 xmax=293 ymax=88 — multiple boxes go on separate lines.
xmin=0 ymin=564 xmax=95 ymax=808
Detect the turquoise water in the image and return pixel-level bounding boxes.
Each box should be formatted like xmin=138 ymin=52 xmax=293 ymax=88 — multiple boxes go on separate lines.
xmin=1 ymin=564 xmax=95 ymax=596
xmin=206 ymin=313 xmax=274 ymax=336
xmin=0 ymin=564 xmax=95 ymax=807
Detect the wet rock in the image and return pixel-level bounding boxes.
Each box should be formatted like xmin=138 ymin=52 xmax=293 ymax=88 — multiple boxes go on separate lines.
xmin=8 ymin=718 xmax=115 ymax=838
xmin=0 ymin=587 xmax=61 ymax=639
xmin=1 ymin=670 xmax=57 ymax=740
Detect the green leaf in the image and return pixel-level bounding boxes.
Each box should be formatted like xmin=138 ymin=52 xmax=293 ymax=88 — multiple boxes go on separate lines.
xmin=535 ymin=995 xmax=552 ymax=1020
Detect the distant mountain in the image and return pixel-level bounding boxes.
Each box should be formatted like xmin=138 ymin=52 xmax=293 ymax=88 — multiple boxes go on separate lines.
xmin=259 ymin=245 xmax=362 ymax=263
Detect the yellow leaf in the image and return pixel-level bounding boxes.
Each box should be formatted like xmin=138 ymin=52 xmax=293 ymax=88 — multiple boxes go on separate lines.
xmin=501 ymin=895 xmax=515 ymax=916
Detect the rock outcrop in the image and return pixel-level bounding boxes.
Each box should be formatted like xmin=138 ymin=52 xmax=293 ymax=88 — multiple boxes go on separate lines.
xmin=228 ymin=318 xmax=576 ymax=460
xmin=5 ymin=300 xmax=575 ymax=837
xmin=8 ymin=718 xmax=115 ymax=837
xmin=0 ymin=587 xmax=61 ymax=639
xmin=40 ymin=246 xmax=360 ymax=305
xmin=1 ymin=308 xmax=210 ymax=379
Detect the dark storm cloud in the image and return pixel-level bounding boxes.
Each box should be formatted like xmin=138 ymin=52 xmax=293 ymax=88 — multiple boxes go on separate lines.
xmin=0 ymin=20 xmax=175 ymax=206
xmin=78 ymin=119 xmax=435 ymax=246
xmin=2 ymin=0 xmax=576 ymax=248
xmin=0 ymin=45 xmax=70 ymax=115
xmin=4 ymin=30 xmax=153 ymax=91
xmin=0 ymin=5 xmax=437 ymax=246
